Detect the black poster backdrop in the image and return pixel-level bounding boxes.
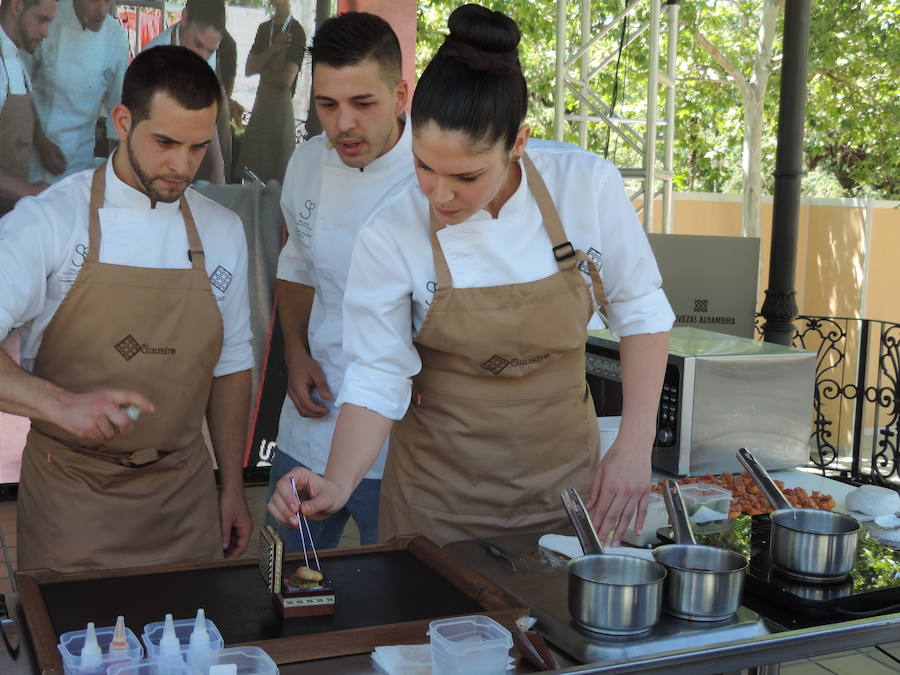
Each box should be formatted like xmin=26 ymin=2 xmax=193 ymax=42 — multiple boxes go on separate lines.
xmin=244 ymin=308 xmax=288 ymax=482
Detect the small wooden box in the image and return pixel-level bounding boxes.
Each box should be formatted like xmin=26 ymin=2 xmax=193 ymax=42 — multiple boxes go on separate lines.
xmin=278 ymin=573 xmax=336 ymax=617
xmin=259 ymin=525 xmax=336 ymax=618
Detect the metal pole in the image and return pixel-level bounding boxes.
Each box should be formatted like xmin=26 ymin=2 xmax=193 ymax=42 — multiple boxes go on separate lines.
xmin=761 ymin=0 xmax=811 ymax=345
xmin=661 ymin=1 xmax=680 ymax=234
xmin=579 ymin=0 xmax=590 ymax=147
xmin=644 ymin=0 xmax=661 ymax=232
xmin=554 ymin=0 xmax=567 ymax=141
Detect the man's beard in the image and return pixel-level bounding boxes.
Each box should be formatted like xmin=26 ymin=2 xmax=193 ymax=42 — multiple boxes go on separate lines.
xmin=18 ymin=15 xmax=41 ymax=53
xmin=126 ymin=133 xmax=191 ymax=204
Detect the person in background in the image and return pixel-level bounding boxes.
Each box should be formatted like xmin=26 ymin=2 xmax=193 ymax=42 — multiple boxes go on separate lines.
xmin=268 ymin=4 xmax=674 ymax=547
xmin=264 ymin=12 xmax=411 ymax=550
xmin=236 ymin=0 xmax=305 ymax=183
xmin=0 ymin=46 xmax=254 ymax=572
xmin=25 ymin=0 xmax=129 ymax=184
xmin=144 ymin=0 xmax=229 ymax=184
xmin=0 ymin=0 xmax=63 ymax=214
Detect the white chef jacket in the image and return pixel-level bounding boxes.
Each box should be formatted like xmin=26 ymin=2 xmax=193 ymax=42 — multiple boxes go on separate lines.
xmin=24 ymin=1 xmax=128 ymax=183
xmin=144 ymin=24 xmax=217 ymax=71
xmin=0 ymin=26 xmax=30 ymax=109
xmin=275 ymin=121 xmax=413 ymax=478
xmin=337 ymin=139 xmax=676 ymax=421
xmin=0 ymin=157 xmax=254 ymax=376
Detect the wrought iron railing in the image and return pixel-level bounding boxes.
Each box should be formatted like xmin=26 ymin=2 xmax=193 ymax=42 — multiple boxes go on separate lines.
xmin=755 ymin=315 xmax=900 ymax=484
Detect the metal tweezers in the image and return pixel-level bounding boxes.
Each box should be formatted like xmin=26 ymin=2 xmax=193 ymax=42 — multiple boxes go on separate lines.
xmin=478 ymin=539 xmax=528 ymax=573
xmin=290 ymin=477 xmax=322 ymax=572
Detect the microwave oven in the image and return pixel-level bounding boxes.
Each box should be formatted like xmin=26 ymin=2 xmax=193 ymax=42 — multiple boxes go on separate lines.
xmin=585 ymin=327 xmax=816 ymax=476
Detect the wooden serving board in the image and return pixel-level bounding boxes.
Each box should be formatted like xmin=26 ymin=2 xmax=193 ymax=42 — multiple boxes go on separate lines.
xmin=16 ymin=535 xmax=528 ymax=670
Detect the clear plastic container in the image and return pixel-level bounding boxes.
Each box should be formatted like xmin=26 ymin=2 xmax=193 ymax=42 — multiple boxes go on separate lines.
xmin=429 ymin=615 xmax=512 ymax=675
xmin=679 ymin=483 xmax=732 ymax=523
xmin=188 ymin=646 xmax=278 ymax=675
xmin=142 ymin=617 xmax=225 ymax=661
xmin=107 ymin=657 xmax=192 ymax=675
xmin=57 ymin=624 xmax=143 ymax=675
xmin=622 ymin=491 xmax=667 ymax=546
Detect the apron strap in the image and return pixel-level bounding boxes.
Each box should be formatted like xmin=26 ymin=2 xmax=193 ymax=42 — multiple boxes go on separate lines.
xmin=88 ymin=162 xmax=207 ymax=272
xmin=523 ymin=152 xmax=609 ymax=310
xmin=521 ymin=153 xmax=576 ymax=271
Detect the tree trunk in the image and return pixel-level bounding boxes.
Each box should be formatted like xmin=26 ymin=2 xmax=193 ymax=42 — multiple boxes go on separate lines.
xmin=742 ymin=89 xmax=765 ymax=238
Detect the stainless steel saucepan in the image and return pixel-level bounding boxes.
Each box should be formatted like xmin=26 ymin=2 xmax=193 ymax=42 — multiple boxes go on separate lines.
xmin=737 ymin=447 xmax=860 ymax=582
xmin=653 ymin=480 xmax=748 ymax=621
xmin=561 ymin=488 xmax=667 ymax=635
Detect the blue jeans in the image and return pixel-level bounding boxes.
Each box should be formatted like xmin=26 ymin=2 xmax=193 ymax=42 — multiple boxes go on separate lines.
xmin=264 ymin=448 xmax=381 ymax=551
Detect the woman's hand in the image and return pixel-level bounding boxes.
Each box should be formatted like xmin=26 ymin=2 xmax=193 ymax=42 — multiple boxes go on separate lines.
xmin=586 ymin=432 xmax=652 ymax=546
xmin=266 ymin=467 xmax=349 ymax=526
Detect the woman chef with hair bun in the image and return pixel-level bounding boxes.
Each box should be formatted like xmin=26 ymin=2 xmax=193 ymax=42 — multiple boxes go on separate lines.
xmin=269 ymin=3 xmax=674 ymax=545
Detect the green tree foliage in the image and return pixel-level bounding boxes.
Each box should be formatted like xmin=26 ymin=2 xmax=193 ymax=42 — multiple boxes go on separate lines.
xmin=806 ymin=1 xmax=900 ymax=199
xmin=416 ymin=1 xmax=898 ymax=200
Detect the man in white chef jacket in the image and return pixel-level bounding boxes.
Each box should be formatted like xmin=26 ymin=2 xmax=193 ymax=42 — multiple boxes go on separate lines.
xmin=0 ymin=46 xmax=255 ymax=571
xmin=264 ymin=12 xmax=412 ymax=549
xmin=0 ymin=0 xmax=63 ymax=213
xmin=24 ymin=0 xmax=129 ymax=184
xmin=143 ymin=0 xmax=228 ymax=184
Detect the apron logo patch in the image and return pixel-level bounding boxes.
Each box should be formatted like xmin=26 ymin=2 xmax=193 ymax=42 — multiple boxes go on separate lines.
xmin=115 ymin=334 xmax=176 ymax=361
xmin=209 ymin=265 xmax=233 ymax=293
xmin=578 ymin=247 xmax=603 ymax=275
xmin=480 ymin=353 xmax=550 ymax=375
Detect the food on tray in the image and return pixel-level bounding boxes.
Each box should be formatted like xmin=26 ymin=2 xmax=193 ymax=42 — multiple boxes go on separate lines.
xmin=290 ymin=565 xmax=324 ymax=586
xmin=844 ymin=485 xmax=900 ymax=516
xmin=651 ymin=472 xmax=836 ymax=518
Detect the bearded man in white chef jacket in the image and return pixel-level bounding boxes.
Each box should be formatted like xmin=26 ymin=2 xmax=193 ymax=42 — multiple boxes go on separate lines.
xmin=0 ymin=45 xmax=254 ymax=572
xmin=24 ymin=0 xmax=129 ymax=184
xmin=263 ymin=12 xmax=411 ymax=550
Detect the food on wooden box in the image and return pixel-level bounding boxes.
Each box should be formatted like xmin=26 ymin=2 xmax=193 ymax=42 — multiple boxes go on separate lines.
xmin=651 ymin=472 xmax=835 ymax=518
xmin=289 ymin=565 xmax=324 ymax=589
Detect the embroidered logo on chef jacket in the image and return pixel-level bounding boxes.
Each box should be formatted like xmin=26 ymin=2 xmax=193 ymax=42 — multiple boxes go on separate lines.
xmin=114 ymin=334 xmax=176 ymax=361
xmin=425 ymin=280 xmax=438 ymax=305
xmin=209 ymin=265 xmax=233 ymax=293
xmin=578 ymin=247 xmax=602 ymax=276
xmin=480 ymin=353 xmax=550 ymax=375
xmin=294 ymin=199 xmax=316 ymax=245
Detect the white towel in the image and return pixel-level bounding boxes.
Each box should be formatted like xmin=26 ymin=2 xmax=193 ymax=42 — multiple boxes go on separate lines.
xmin=537 ymin=534 xmax=656 ymax=561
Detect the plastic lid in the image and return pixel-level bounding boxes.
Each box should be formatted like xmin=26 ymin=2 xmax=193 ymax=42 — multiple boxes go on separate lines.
xmin=209 ymin=665 xmax=238 ymax=675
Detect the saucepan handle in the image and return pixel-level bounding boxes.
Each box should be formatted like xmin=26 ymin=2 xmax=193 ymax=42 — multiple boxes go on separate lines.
xmin=662 ymin=479 xmax=697 ymax=545
xmin=561 ymin=488 xmax=604 ymax=556
xmin=737 ymin=447 xmax=793 ymax=511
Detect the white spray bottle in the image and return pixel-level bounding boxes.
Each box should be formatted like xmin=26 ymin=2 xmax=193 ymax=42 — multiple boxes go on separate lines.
xmin=78 ymin=622 xmax=103 ymax=674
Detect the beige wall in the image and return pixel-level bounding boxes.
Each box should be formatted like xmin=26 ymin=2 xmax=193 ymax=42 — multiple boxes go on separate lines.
xmin=653 ymin=193 xmax=899 ymax=451
xmin=652 ymin=193 xmax=899 ymax=324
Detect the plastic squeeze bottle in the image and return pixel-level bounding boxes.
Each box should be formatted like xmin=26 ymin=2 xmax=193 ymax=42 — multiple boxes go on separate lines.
xmin=158 ymin=613 xmax=184 ymax=665
xmin=186 ymin=609 xmax=213 ymax=670
xmin=107 ymin=616 xmax=131 ymax=666
xmin=78 ymin=622 xmax=103 ymax=674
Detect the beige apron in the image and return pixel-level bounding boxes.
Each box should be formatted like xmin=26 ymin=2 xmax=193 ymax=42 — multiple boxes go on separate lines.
xmin=17 ymin=163 xmax=225 ymax=572
xmin=0 ymin=66 xmax=34 ymax=215
xmin=171 ymin=29 xmax=232 ymax=184
xmin=379 ymin=154 xmax=608 ymax=546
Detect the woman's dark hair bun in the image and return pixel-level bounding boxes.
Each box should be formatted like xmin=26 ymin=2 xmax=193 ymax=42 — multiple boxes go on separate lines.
xmin=447 ymin=3 xmax=521 ymax=54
